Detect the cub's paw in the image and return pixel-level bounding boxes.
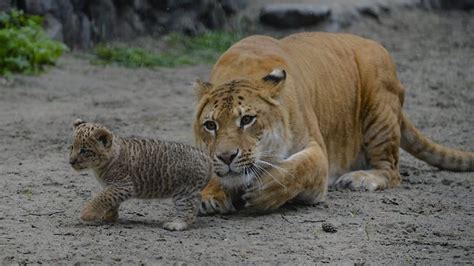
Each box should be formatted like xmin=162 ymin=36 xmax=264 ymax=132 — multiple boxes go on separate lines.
xmin=80 ymin=205 xmax=103 ymax=222
xmin=199 ymin=195 xmax=235 ymax=215
xmin=102 ymin=209 xmax=119 ymax=223
xmin=163 ymin=220 xmax=189 ymax=231
xmin=333 ymin=170 xmax=387 ymax=191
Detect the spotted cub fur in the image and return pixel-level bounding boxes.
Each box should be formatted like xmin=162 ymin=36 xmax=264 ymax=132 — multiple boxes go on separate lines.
xmin=69 ymin=119 xmax=212 ymax=231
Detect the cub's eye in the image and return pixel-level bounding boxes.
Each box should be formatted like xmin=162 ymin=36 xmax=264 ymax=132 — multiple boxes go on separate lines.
xmin=203 ymin=121 xmax=217 ymax=131
xmin=240 ymin=115 xmax=256 ymax=127
xmin=79 ymin=148 xmax=88 ymax=155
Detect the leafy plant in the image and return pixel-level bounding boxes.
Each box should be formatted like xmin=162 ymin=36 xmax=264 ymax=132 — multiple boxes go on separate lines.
xmin=92 ymin=31 xmax=243 ymax=68
xmin=0 ymin=9 xmax=68 ymax=75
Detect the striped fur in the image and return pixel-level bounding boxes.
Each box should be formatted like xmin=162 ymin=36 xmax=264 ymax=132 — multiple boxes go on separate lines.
xmin=192 ymin=32 xmax=474 ymax=214
xmin=69 ymin=119 xmax=212 ymax=230
xmin=401 ymin=114 xmax=474 ymax=171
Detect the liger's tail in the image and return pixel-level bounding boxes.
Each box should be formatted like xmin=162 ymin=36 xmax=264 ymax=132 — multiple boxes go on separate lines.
xmin=400 ymin=113 xmax=474 ymax=171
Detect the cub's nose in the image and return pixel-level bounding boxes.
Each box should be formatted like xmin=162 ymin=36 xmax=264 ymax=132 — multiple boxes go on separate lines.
xmin=69 ymin=158 xmax=77 ymax=165
xmin=217 ymin=149 xmax=239 ymax=165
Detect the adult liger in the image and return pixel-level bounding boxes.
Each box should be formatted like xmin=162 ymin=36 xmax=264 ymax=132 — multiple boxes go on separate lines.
xmin=193 ymin=32 xmax=474 ymax=214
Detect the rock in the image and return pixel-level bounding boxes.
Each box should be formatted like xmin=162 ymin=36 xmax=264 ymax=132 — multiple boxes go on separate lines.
xmin=78 ymin=13 xmax=91 ymax=49
xmin=170 ymin=12 xmax=206 ymax=35
xmin=121 ymin=5 xmax=146 ymax=35
xmin=71 ymin=0 xmax=87 ymax=11
xmin=22 ymin=0 xmax=56 ymax=15
xmin=199 ymin=0 xmax=228 ymax=30
xmin=260 ymin=4 xmax=331 ymax=28
xmin=356 ymin=3 xmax=382 ymax=21
xmin=441 ymin=179 xmax=454 ymax=186
xmin=322 ymin=222 xmax=337 ymax=233
xmin=420 ymin=0 xmax=474 ymax=10
xmin=133 ymin=0 xmax=149 ymax=11
xmin=220 ymin=0 xmax=247 ymax=14
xmin=55 ymin=0 xmax=79 ymax=48
xmin=0 ymin=0 xmax=13 ymax=11
xmin=88 ymin=0 xmax=117 ymax=41
xmin=44 ymin=13 xmax=64 ymax=42
xmin=168 ymin=0 xmax=195 ymax=9
xmin=8 ymin=0 xmax=244 ymax=49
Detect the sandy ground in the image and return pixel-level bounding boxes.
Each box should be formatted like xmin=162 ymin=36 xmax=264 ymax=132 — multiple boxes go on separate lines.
xmin=1 ymin=8 xmax=473 ymax=265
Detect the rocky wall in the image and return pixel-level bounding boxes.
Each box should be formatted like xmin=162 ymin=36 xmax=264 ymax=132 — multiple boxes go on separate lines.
xmin=0 ymin=0 xmax=247 ymax=49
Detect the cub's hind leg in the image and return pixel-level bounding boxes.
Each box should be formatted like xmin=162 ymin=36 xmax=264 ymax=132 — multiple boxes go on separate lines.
xmin=334 ymin=106 xmax=401 ymax=191
xmin=164 ymin=191 xmax=201 ymax=231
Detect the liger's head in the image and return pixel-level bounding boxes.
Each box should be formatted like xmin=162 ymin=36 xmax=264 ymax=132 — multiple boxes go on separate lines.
xmin=193 ymin=69 xmax=291 ymax=189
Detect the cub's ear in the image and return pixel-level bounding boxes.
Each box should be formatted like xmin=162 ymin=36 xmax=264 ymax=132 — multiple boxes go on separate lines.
xmin=194 ymin=78 xmax=213 ymax=99
xmin=73 ymin=118 xmax=85 ymax=128
xmin=261 ymin=69 xmax=286 ymax=99
xmin=92 ymin=128 xmax=113 ymax=149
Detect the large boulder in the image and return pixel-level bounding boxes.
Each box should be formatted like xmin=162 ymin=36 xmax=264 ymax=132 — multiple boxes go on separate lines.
xmin=0 ymin=0 xmax=13 ymax=11
xmin=43 ymin=13 xmax=63 ymax=42
xmin=4 ymin=0 xmax=247 ymax=49
xmin=259 ymin=4 xmax=331 ymax=28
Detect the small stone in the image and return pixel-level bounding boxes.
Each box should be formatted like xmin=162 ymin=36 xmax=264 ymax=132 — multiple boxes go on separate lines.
xmin=322 ymin=222 xmax=337 ymax=233
xmin=441 ymin=179 xmax=453 ymax=186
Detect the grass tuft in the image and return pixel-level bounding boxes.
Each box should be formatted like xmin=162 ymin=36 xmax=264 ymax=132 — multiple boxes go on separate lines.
xmin=91 ymin=31 xmax=243 ymax=68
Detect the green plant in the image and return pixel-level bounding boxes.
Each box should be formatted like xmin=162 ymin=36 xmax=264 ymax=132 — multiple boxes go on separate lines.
xmin=0 ymin=9 xmax=68 ymax=75
xmin=92 ymin=31 xmax=243 ymax=68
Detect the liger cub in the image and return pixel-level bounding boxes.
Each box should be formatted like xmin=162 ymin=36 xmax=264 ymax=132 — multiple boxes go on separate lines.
xmin=69 ymin=119 xmax=212 ymax=231
xmin=193 ymin=32 xmax=474 ymax=215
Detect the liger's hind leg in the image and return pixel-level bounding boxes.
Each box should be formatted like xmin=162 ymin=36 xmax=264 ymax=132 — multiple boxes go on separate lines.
xmin=335 ymin=106 xmax=401 ymax=191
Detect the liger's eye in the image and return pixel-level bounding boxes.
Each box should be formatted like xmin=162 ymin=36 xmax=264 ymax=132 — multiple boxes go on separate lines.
xmin=240 ymin=115 xmax=256 ymax=127
xmin=203 ymin=121 xmax=217 ymax=131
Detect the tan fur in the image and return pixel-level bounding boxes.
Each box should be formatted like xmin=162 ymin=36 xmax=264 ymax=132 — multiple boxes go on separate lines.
xmin=192 ymin=32 xmax=474 ymax=214
xmin=69 ymin=119 xmax=212 ymax=230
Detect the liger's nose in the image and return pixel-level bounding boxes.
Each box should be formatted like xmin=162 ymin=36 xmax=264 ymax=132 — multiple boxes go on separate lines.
xmin=217 ymin=149 xmax=239 ymax=165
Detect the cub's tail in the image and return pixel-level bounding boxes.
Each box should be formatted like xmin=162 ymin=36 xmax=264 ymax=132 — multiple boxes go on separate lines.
xmin=400 ymin=114 xmax=474 ymax=171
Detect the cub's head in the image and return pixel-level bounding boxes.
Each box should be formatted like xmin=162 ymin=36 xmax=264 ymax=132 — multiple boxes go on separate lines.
xmin=193 ymin=69 xmax=291 ymax=189
xmin=69 ymin=119 xmax=114 ymax=171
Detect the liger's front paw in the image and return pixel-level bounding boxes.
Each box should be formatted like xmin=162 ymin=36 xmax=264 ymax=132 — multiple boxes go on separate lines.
xmin=199 ymin=187 xmax=235 ymax=215
xmin=242 ymin=176 xmax=297 ymax=212
xmin=199 ymin=194 xmax=235 ymax=215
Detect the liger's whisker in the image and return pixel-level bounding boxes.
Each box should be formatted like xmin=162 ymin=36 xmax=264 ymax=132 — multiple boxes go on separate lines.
xmin=252 ymin=163 xmax=287 ymax=189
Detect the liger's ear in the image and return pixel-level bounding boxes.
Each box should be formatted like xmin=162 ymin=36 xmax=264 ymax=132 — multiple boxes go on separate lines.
xmin=261 ymin=68 xmax=286 ymax=98
xmin=194 ymin=78 xmax=213 ymax=99
xmin=73 ymin=118 xmax=85 ymax=129
xmin=92 ymin=128 xmax=113 ymax=149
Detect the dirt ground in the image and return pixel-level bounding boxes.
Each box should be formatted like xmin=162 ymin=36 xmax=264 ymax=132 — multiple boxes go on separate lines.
xmin=1 ymin=7 xmax=473 ymax=265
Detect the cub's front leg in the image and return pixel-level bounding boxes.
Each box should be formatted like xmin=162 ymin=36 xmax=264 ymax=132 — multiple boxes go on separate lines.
xmin=80 ymin=185 xmax=133 ymax=222
xmin=243 ymin=141 xmax=328 ymax=211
